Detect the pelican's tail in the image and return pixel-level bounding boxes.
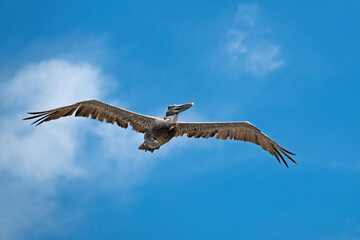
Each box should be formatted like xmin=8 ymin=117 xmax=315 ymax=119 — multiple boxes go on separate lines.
xmin=138 ymin=143 xmax=158 ymax=153
xmin=138 ymin=143 xmax=146 ymax=150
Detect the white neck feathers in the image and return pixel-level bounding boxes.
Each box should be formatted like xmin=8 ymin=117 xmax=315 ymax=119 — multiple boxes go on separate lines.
xmin=166 ymin=114 xmax=178 ymax=124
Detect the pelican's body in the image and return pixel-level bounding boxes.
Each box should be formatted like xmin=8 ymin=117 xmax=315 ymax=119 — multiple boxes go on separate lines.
xmin=141 ymin=117 xmax=177 ymax=152
xmin=24 ymin=99 xmax=296 ymax=167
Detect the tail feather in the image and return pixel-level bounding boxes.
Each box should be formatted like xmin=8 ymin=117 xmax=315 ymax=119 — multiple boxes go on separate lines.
xmin=138 ymin=143 xmax=146 ymax=150
xmin=138 ymin=143 xmax=158 ymax=153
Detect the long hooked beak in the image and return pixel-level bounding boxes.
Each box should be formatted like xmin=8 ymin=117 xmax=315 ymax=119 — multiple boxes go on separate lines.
xmin=173 ymin=103 xmax=194 ymax=114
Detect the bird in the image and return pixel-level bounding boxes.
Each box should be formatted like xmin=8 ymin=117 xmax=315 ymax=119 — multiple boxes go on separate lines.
xmin=24 ymin=99 xmax=296 ymax=167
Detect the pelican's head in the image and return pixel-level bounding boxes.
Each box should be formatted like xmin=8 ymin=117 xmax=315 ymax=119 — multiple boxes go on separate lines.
xmin=165 ymin=103 xmax=194 ymax=117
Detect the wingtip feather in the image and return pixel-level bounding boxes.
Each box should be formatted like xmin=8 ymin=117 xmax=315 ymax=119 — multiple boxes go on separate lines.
xmin=279 ymin=146 xmax=296 ymax=155
xmin=278 ymin=148 xmax=297 ymax=164
xmin=274 ymin=147 xmax=289 ymax=168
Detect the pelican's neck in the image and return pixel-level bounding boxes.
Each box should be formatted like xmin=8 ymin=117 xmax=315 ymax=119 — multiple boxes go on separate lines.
xmin=165 ymin=114 xmax=178 ymax=124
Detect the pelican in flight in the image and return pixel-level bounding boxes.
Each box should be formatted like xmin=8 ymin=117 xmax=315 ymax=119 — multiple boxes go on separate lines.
xmin=24 ymin=99 xmax=296 ymax=167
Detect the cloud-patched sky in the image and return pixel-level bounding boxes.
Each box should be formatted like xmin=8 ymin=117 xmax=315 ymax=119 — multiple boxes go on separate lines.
xmin=222 ymin=3 xmax=284 ymax=77
xmin=1 ymin=60 xmax=103 ymax=180
xmin=0 ymin=58 xmax=158 ymax=239
xmin=2 ymin=1 xmax=359 ymax=239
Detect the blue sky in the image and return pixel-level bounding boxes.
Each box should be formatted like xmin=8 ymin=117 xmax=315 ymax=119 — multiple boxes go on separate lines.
xmin=0 ymin=1 xmax=359 ymax=239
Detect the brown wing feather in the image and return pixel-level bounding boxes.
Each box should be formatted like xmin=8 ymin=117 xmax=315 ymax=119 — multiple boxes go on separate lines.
xmin=176 ymin=121 xmax=296 ymax=167
xmin=23 ymin=99 xmax=155 ymax=133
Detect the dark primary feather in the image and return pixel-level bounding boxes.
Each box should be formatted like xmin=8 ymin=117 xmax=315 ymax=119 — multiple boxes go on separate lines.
xmin=23 ymin=99 xmax=155 ymax=133
xmin=176 ymin=121 xmax=296 ymax=167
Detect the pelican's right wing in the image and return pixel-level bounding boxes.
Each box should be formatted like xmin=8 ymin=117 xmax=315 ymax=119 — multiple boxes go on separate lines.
xmin=176 ymin=121 xmax=296 ymax=167
xmin=24 ymin=99 xmax=156 ymax=133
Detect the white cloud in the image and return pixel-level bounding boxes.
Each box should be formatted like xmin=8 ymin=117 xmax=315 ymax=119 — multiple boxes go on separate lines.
xmin=235 ymin=3 xmax=258 ymax=27
xmin=0 ymin=59 xmax=103 ymax=181
xmin=0 ymin=59 xmax=108 ymax=239
xmin=223 ymin=3 xmax=284 ymax=77
xmin=227 ymin=30 xmax=248 ymax=55
xmin=243 ymin=45 xmax=284 ymax=76
xmin=0 ymin=58 xmax=152 ymax=239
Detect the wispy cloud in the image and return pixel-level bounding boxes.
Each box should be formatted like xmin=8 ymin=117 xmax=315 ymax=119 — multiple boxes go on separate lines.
xmin=222 ymin=3 xmax=284 ymax=77
xmin=235 ymin=3 xmax=259 ymax=27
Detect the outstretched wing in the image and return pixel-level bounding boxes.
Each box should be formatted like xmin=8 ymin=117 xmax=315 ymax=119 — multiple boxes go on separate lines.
xmin=176 ymin=121 xmax=296 ymax=167
xmin=23 ymin=99 xmax=155 ymax=133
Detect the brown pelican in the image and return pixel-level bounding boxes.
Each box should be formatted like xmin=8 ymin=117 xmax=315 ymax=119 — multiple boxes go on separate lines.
xmin=24 ymin=99 xmax=296 ymax=167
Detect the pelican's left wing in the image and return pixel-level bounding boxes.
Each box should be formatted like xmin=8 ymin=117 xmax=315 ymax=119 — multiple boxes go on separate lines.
xmin=176 ymin=121 xmax=296 ymax=167
xmin=24 ymin=99 xmax=156 ymax=133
